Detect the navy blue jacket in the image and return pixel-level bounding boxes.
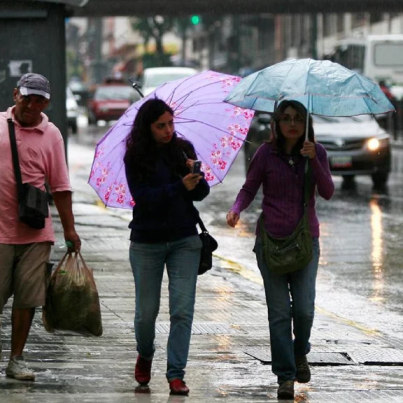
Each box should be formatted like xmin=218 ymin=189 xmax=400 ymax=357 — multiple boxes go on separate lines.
xmin=126 ymin=152 xmax=210 ymax=243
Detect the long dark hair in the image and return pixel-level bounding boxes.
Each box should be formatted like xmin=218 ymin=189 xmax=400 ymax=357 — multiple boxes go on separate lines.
xmin=124 ymin=98 xmax=195 ymax=181
xmin=272 ymin=100 xmax=315 ymax=155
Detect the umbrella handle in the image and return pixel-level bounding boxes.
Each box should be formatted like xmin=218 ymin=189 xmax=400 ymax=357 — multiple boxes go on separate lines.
xmin=305 ymin=114 xmax=309 ymax=141
xmin=305 ymin=95 xmax=310 ymax=141
xmin=129 ymin=77 xmax=145 ymax=98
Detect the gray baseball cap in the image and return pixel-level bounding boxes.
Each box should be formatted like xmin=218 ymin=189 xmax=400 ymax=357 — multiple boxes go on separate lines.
xmin=17 ymin=73 xmax=51 ymax=99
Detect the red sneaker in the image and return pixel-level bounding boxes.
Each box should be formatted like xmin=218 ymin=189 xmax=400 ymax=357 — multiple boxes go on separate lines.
xmin=169 ymin=379 xmax=189 ymax=395
xmin=134 ymin=355 xmax=152 ymax=385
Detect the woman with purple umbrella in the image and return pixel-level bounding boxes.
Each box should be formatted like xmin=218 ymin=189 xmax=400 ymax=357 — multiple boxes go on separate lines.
xmin=226 ymin=100 xmax=334 ymax=400
xmin=124 ymin=99 xmax=210 ymax=396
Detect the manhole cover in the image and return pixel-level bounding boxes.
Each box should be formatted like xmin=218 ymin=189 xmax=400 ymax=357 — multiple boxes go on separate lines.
xmin=348 ymin=347 xmax=403 ymax=365
xmin=244 ymin=347 xmax=353 ymax=365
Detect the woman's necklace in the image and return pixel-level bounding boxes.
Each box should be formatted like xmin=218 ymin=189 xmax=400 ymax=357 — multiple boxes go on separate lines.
xmin=288 ymin=156 xmax=295 ymax=166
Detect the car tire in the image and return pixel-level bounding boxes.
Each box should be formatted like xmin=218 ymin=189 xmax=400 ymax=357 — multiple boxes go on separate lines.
xmin=88 ymin=111 xmax=97 ymax=125
xmin=372 ymin=173 xmax=389 ymax=188
xmin=341 ymin=175 xmax=356 ymax=189
xmin=71 ymin=121 xmax=78 ymax=134
xmin=342 ymin=175 xmax=355 ymax=183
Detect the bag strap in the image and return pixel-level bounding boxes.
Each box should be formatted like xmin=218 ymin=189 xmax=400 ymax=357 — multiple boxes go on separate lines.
xmin=7 ymin=118 xmax=25 ymax=202
xmin=186 ymin=200 xmax=208 ymax=233
xmin=193 ymin=207 xmax=208 ymax=233
xmin=301 ymin=157 xmax=312 ymax=226
xmin=303 ymin=157 xmax=312 ymax=210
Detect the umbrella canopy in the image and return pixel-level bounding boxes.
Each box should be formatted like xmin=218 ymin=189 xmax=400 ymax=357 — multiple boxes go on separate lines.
xmin=224 ymin=58 xmax=395 ymax=117
xmin=88 ymin=70 xmax=254 ymax=209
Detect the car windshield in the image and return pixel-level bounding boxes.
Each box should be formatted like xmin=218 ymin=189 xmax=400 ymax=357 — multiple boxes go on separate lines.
xmin=145 ymin=73 xmax=195 ymax=87
xmin=69 ymin=81 xmax=86 ymax=92
xmin=66 ymin=88 xmax=75 ymax=98
xmin=94 ymin=86 xmax=133 ymax=100
xmin=312 ymin=115 xmax=372 ymax=123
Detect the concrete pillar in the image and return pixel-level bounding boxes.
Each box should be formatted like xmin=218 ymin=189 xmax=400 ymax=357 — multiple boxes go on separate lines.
xmin=0 ymin=1 xmax=68 ymax=154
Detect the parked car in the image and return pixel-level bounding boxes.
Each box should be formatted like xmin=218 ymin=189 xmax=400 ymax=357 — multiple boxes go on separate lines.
xmin=66 ymin=87 xmax=79 ymax=134
xmin=313 ymin=115 xmax=391 ymax=187
xmin=140 ymin=67 xmax=198 ymax=96
xmin=87 ymin=84 xmax=141 ymax=124
xmin=68 ymin=79 xmax=89 ymax=108
xmin=244 ymin=112 xmax=272 ymax=167
xmin=244 ymin=113 xmax=391 ymax=188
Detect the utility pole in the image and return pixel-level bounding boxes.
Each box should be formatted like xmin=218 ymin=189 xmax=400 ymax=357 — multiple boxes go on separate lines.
xmin=88 ymin=17 xmax=104 ymax=84
xmin=94 ymin=17 xmax=103 ymax=83
xmin=311 ymin=14 xmax=318 ymax=59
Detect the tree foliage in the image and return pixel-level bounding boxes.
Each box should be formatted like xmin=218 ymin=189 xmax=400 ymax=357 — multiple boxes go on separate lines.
xmin=131 ymin=16 xmax=175 ymax=67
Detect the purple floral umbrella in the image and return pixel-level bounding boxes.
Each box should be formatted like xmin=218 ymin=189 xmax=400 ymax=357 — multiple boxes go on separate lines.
xmin=88 ymin=70 xmax=255 ymax=209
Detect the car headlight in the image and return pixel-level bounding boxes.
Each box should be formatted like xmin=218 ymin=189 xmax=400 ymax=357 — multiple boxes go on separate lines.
xmin=367 ymin=138 xmax=380 ymax=151
xmin=367 ymin=137 xmax=389 ymax=151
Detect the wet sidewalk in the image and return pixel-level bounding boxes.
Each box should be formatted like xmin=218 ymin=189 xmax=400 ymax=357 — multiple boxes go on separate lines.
xmin=1 ymin=142 xmax=403 ymax=402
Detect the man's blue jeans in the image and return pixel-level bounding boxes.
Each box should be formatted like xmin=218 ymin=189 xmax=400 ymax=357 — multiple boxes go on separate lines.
xmin=129 ymin=235 xmax=201 ymax=381
xmin=254 ymin=237 xmax=320 ymax=384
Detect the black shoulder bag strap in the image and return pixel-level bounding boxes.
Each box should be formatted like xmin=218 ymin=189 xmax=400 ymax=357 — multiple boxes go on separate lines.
xmin=198 ymin=216 xmax=207 ymax=232
xmin=7 ymin=118 xmax=25 ymax=203
xmin=191 ymin=204 xmax=208 ymax=233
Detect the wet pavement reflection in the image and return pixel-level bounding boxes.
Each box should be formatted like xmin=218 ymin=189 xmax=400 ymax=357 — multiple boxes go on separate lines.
xmin=2 ymin=128 xmax=403 ymax=401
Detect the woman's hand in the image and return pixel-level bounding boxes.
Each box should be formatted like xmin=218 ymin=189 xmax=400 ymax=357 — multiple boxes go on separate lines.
xmin=182 ymin=173 xmax=202 ymax=191
xmin=226 ymin=211 xmax=240 ymax=228
xmin=300 ymin=141 xmax=316 ymax=159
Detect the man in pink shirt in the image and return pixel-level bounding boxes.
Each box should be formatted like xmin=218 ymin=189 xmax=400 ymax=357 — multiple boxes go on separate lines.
xmin=0 ymin=73 xmax=81 ymax=381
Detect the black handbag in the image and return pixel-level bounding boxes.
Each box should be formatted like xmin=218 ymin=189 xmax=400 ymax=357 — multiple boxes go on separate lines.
xmin=196 ymin=215 xmax=218 ymax=275
xmin=7 ymin=118 xmax=49 ymax=229
xmin=259 ymin=159 xmax=313 ymax=275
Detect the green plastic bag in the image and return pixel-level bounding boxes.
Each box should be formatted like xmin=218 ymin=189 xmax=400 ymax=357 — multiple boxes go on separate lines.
xmin=43 ymin=251 xmax=103 ymax=336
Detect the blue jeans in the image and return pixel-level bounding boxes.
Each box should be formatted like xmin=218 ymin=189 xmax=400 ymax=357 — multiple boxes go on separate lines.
xmin=129 ymin=235 xmax=202 ymax=381
xmin=254 ymin=237 xmax=320 ymax=384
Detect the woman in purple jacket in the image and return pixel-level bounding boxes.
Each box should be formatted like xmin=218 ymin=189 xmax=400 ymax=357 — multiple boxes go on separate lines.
xmin=226 ymin=100 xmax=334 ymax=400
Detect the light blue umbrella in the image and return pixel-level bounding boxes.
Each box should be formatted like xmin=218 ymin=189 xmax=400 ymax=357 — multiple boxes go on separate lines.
xmin=224 ymin=58 xmax=395 ymax=117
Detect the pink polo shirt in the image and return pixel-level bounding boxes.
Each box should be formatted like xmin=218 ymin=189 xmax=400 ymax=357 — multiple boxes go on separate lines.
xmin=0 ymin=107 xmax=72 ymax=244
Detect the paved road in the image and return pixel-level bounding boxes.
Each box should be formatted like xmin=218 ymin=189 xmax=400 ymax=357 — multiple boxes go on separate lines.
xmin=1 ymin=139 xmax=403 ymax=402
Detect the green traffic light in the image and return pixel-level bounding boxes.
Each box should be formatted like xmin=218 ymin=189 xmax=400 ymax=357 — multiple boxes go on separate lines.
xmin=191 ymin=15 xmax=200 ymax=25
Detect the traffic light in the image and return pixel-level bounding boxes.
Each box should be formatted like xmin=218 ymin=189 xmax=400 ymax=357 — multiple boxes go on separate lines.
xmin=191 ymin=15 xmax=200 ymax=25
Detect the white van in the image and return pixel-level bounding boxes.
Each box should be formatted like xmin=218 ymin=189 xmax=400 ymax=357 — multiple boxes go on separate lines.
xmin=327 ymin=35 xmax=403 ymax=86
xmin=141 ymin=67 xmax=198 ymax=96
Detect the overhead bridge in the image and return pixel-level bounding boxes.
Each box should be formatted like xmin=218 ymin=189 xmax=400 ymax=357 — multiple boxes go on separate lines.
xmin=70 ymin=0 xmax=403 ymax=16
xmin=1 ymin=0 xmax=402 ymax=147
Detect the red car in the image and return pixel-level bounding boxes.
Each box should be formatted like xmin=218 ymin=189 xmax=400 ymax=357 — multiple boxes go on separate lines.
xmin=87 ymin=84 xmax=141 ymax=124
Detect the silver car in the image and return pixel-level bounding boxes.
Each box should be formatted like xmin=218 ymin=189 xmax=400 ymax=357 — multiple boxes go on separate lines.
xmin=140 ymin=67 xmax=198 ymax=96
xmin=314 ymin=115 xmax=391 ymax=188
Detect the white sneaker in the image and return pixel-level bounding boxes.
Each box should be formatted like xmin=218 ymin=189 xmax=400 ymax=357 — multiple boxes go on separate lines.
xmin=6 ymin=356 xmax=35 ymax=380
